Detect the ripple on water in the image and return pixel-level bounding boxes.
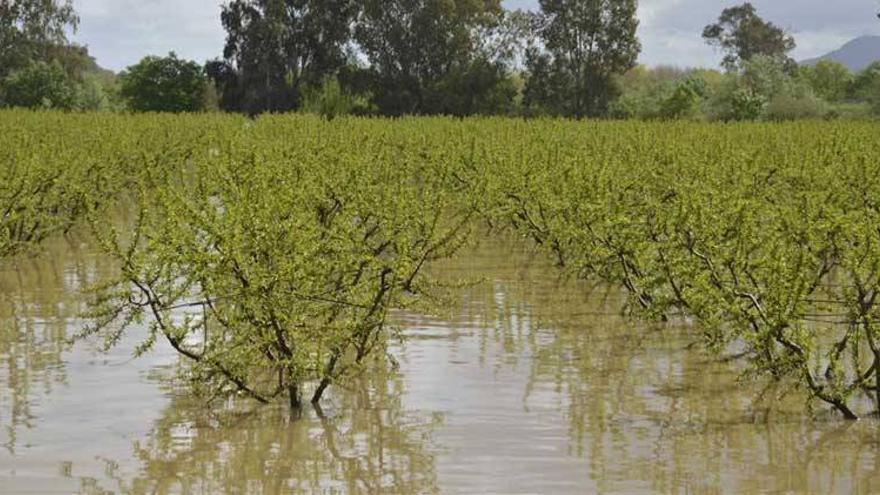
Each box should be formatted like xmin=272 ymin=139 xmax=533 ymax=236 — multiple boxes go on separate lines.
xmin=0 ymin=236 xmax=879 ymax=494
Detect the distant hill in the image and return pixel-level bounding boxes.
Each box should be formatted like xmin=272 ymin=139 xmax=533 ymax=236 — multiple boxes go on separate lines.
xmin=801 ymin=35 xmax=880 ymax=72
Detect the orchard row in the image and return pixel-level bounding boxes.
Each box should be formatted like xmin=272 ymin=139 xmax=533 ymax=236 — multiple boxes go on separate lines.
xmin=3 ymin=111 xmax=880 ymax=419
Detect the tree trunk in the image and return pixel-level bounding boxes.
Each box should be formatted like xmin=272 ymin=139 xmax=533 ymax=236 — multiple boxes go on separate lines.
xmin=833 ymin=399 xmax=859 ymax=421
xmin=874 ymin=352 xmax=880 ymax=417
xmin=288 ymin=384 xmax=302 ymax=410
xmin=312 ymin=376 xmax=331 ymax=404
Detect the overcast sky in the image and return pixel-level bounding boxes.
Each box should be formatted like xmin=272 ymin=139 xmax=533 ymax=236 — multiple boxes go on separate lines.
xmin=70 ymin=0 xmax=880 ymax=72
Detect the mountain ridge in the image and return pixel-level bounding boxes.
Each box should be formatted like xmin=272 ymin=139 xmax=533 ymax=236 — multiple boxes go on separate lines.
xmin=801 ymin=35 xmax=880 ymax=71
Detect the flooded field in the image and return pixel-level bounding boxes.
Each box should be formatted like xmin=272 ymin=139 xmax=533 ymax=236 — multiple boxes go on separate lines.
xmin=1 ymin=233 xmax=879 ymax=494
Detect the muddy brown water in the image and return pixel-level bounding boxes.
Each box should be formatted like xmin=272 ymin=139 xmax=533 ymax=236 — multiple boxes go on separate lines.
xmin=0 ymin=233 xmax=878 ymax=494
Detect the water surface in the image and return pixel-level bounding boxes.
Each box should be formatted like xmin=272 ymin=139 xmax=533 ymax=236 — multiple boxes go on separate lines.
xmin=1 ymin=233 xmax=878 ymax=494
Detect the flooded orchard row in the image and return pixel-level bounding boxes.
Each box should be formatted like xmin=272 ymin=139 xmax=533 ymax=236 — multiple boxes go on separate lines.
xmin=0 ymin=233 xmax=878 ymax=494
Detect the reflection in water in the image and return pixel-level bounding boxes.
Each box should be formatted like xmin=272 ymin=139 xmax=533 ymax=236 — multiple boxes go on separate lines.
xmin=0 ymin=234 xmax=93 ymax=454
xmin=80 ymin=371 xmax=442 ymax=495
xmin=0 ymin=234 xmax=879 ymax=494
xmin=406 ymin=238 xmax=880 ymax=493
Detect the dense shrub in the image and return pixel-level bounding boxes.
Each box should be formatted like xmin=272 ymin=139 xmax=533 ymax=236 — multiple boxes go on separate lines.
xmin=1 ymin=61 xmax=76 ymax=109
xmin=119 ymin=53 xmax=207 ymax=112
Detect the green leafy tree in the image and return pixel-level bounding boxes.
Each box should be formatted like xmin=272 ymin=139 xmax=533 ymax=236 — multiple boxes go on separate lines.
xmin=523 ymin=0 xmax=641 ymax=118
xmin=119 ymin=53 xmax=207 ymax=112
xmin=864 ymin=77 xmax=880 ymax=116
xmin=354 ymin=0 xmax=512 ymax=115
xmin=300 ymin=75 xmax=373 ymax=119
xmin=609 ymin=66 xmax=719 ymax=119
xmin=429 ymin=58 xmax=518 ymax=116
xmin=800 ymin=59 xmax=852 ymax=103
xmin=849 ymin=61 xmax=880 ymax=115
xmin=728 ymin=86 xmax=766 ymax=120
xmin=74 ymin=72 xmax=113 ymax=111
xmin=763 ymin=91 xmax=827 ymax=120
xmin=521 ymin=46 xmax=572 ymax=116
xmin=658 ymin=76 xmax=707 ymax=119
xmin=0 ymin=0 xmax=79 ymax=79
xmin=86 ymin=119 xmax=473 ymax=409
xmin=212 ymin=0 xmax=358 ymax=113
xmin=702 ymin=3 xmax=795 ymax=72
xmin=0 ymin=0 xmax=110 ymax=108
xmin=2 ymin=60 xmax=75 ymax=108
xmin=741 ymin=53 xmax=790 ymax=97
xmin=706 ymin=55 xmax=824 ymax=121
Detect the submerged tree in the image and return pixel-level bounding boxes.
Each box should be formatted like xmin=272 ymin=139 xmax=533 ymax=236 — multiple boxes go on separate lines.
xmin=523 ymin=0 xmax=641 ymax=118
xmin=85 ymin=119 xmax=473 ymax=410
xmin=484 ymin=120 xmax=880 ymax=419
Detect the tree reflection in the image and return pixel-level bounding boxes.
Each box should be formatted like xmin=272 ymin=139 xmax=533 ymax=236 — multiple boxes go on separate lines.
xmin=3 ymin=234 xmax=879 ymax=494
xmin=79 ymin=364 xmax=442 ymax=495
xmin=0 ymin=232 xmax=99 ymax=453
xmin=432 ymin=236 xmax=880 ymax=493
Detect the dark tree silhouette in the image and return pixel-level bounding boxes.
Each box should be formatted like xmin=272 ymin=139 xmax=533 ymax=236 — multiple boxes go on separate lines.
xmin=702 ymin=3 xmax=795 ymax=71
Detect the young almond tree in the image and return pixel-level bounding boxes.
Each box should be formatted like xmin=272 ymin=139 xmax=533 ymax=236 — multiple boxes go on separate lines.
xmin=85 ymin=116 xmax=473 ymax=409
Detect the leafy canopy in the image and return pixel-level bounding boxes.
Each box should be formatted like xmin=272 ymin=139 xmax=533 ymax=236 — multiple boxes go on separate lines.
xmin=702 ymin=2 xmax=795 ymax=72
xmin=0 ymin=0 xmax=79 ymax=78
xmin=120 ymin=53 xmax=207 ymax=112
xmin=524 ymin=0 xmax=641 ymax=118
xmin=210 ymin=0 xmax=358 ymax=114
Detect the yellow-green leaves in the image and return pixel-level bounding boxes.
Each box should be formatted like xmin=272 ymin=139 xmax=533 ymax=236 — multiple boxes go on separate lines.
xmin=7 ymin=110 xmax=880 ymax=420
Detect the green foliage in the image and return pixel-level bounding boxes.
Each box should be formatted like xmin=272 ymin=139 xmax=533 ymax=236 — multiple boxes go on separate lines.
xmin=463 ymin=118 xmax=880 ymax=419
xmin=73 ymin=72 xmax=113 ymax=111
xmin=727 ymin=86 xmax=767 ymax=120
xmin=200 ymin=82 xmax=221 ymax=112
xmin=524 ymin=0 xmax=641 ymax=118
xmin=1 ymin=60 xmax=75 ymax=108
xmin=706 ymin=56 xmax=826 ymax=121
xmin=825 ymin=102 xmax=873 ymax=120
xmin=848 ymin=62 xmax=880 ymax=117
xmin=609 ymin=67 xmax=717 ymax=120
xmin=800 ymin=60 xmax=852 ymax=103
xmin=609 ymin=66 xmax=682 ymax=119
xmin=871 ymin=90 xmax=880 ymax=117
xmin=0 ymin=110 xmax=132 ymax=257
xmin=0 ymin=57 xmax=119 ymax=111
xmin=0 ymin=2 xmax=119 ymax=113
xmin=300 ymin=76 xmax=371 ymax=119
xmin=0 ymin=0 xmax=79 ymax=79
xmin=658 ymin=77 xmax=707 ymax=119
xmin=764 ymin=91 xmax=828 ymax=121
xmin=702 ymin=2 xmax=795 ymax=71
xmin=848 ymin=61 xmax=880 ymax=101
xmin=428 ymin=59 xmax=518 ymax=116
xmin=74 ymin=114 xmax=473 ymax=408
xmin=119 ymin=53 xmax=207 ymax=112
xmin=355 ymin=0 xmax=512 ymax=116
xmin=521 ymin=48 xmax=573 ymax=117
xmin=740 ymin=54 xmax=790 ymax=97
xmin=9 ymin=110 xmax=880 ymax=421
xmin=213 ymin=0 xmax=358 ymax=113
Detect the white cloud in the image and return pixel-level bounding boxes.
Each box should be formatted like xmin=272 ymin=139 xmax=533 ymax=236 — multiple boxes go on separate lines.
xmin=71 ymin=0 xmax=226 ymax=71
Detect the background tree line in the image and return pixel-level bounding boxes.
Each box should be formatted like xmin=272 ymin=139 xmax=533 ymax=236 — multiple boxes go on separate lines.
xmin=2 ymin=0 xmax=879 ymax=120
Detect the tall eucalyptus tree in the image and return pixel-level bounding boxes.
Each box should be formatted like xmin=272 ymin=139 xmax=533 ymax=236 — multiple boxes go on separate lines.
xmin=210 ymin=0 xmax=358 ymax=113
xmin=523 ymin=0 xmax=640 ymax=118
